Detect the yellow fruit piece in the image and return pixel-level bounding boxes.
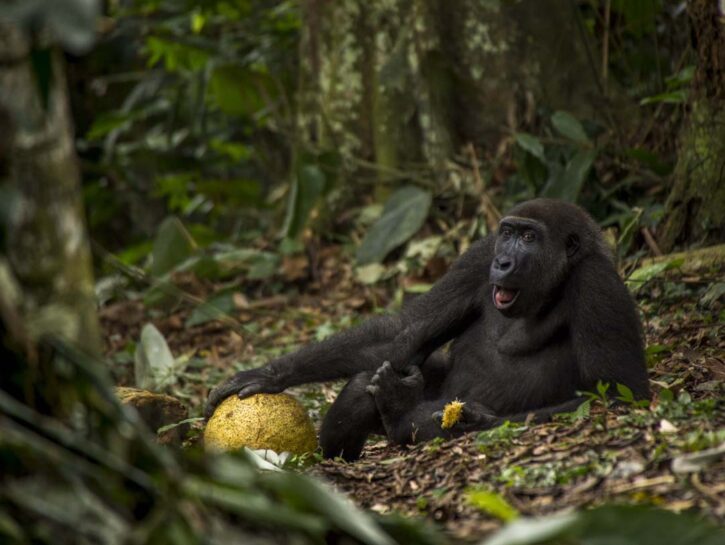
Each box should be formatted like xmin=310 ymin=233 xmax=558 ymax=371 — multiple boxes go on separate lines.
xmin=441 ymin=400 xmax=465 ymax=429
xmin=204 ymin=393 xmax=318 ymax=455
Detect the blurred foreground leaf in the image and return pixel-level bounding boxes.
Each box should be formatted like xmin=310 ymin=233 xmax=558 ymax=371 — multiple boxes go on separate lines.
xmin=483 ymin=505 xmax=724 ymax=545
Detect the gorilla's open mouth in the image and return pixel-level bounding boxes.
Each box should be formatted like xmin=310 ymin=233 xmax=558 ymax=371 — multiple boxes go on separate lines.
xmin=492 ymin=285 xmax=520 ymax=310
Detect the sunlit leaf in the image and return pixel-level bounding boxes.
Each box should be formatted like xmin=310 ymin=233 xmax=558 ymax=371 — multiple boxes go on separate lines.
xmin=356 ymin=186 xmax=432 ymax=265
xmin=467 ymin=488 xmax=519 ymax=521
xmin=134 ymin=323 xmax=176 ymax=390
xmin=626 ymin=258 xmax=684 ymax=292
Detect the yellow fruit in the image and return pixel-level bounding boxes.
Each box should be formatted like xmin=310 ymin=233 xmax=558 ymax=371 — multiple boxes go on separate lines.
xmin=204 ymin=393 xmax=318 ymax=455
xmin=441 ymin=400 xmax=465 ymax=429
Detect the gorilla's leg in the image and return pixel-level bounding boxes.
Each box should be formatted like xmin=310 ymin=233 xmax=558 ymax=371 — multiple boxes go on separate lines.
xmin=319 ymin=372 xmax=383 ymax=461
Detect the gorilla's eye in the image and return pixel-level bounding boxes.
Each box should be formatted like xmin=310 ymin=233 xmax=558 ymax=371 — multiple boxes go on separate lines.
xmin=501 ymin=227 xmax=513 ymax=239
xmin=522 ymin=230 xmax=536 ymax=242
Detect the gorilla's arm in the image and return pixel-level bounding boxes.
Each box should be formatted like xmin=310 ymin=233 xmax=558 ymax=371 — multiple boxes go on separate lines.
xmin=206 ymin=239 xmax=492 ymax=417
xmin=567 ymin=254 xmax=650 ymax=400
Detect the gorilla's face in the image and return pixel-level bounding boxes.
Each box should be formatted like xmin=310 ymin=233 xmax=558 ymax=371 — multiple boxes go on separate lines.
xmin=489 ymin=216 xmax=562 ymax=318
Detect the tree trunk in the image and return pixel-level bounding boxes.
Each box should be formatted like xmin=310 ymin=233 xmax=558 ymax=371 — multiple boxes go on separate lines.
xmin=297 ymin=0 xmax=606 ymax=189
xmin=659 ymin=0 xmax=725 ymax=251
xmin=0 ymin=23 xmax=101 ymax=355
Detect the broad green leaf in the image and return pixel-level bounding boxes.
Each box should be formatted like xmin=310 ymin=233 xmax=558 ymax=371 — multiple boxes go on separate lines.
xmin=186 ymin=293 xmax=236 ymax=328
xmin=551 ymin=111 xmax=590 ymax=144
xmin=514 ymin=133 xmax=545 ymax=162
xmin=356 ymin=186 xmax=432 ymax=265
xmin=134 ymin=323 xmax=176 ymax=390
xmin=626 ymin=258 xmax=684 ymax=292
xmin=283 ymin=164 xmax=327 ymax=239
xmin=541 ymin=149 xmax=597 ymax=202
xmin=467 ymin=489 xmax=519 ymax=521
xmin=210 ymin=65 xmax=270 ymax=117
xmin=150 ymin=216 xmax=196 ymax=277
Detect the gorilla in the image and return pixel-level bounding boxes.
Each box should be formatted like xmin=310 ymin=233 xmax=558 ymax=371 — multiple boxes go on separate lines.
xmin=206 ymin=199 xmax=649 ymax=460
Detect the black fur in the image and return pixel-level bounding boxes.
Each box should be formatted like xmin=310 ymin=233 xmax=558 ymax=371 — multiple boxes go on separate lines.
xmin=206 ymin=199 xmax=649 ymax=460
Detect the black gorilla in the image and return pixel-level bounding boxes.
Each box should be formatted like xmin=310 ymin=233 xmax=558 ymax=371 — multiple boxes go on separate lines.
xmin=207 ymin=199 xmax=649 ymax=460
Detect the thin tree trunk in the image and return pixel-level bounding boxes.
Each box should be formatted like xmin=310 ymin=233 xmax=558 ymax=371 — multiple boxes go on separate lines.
xmin=0 ymin=23 xmax=101 ymax=355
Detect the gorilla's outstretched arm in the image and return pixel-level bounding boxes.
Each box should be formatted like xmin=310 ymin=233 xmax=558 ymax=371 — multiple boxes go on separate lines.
xmin=205 ymin=240 xmax=491 ymax=417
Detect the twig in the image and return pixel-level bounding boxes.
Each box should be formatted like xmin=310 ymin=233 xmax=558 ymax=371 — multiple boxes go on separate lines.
xmin=602 ymin=0 xmax=611 ymax=90
xmin=641 ymin=227 xmax=663 ymax=256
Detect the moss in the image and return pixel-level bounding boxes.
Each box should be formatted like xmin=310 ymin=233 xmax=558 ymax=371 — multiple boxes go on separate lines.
xmin=205 ymin=393 xmax=318 ymax=455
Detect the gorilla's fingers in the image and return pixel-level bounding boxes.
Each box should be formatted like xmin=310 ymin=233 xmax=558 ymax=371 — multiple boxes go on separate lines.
xmin=205 ymin=381 xmax=242 ymax=418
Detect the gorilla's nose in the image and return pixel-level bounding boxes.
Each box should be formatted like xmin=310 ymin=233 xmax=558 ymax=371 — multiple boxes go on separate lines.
xmin=493 ymin=255 xmax=513 ymax=272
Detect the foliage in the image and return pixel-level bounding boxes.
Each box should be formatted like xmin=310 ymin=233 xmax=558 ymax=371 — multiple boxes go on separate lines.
xmin=0 ymin=310 xmax=440 ymax=545
xmin=482 ymin=505 xmax=724 ymax=545
xmin=356 ymin=186 xmax=432 ymax=265
xmin=82 ymin=0 xmax=303 ymax=252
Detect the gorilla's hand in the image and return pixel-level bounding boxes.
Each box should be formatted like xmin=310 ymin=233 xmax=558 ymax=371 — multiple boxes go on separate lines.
xmin=205 ymin=366 xmax=284 ymax=418
xmin=433 ymin=401 xmax=499 ymax=431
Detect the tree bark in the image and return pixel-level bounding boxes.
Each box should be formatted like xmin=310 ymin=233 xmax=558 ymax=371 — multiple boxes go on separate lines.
xmin=0 ymin=23 xmax=101 ymax=355
xmin=659 ymin=0 xmax=725 ymax=251
xmin=297 ymin=0 xmax=606 ymax=189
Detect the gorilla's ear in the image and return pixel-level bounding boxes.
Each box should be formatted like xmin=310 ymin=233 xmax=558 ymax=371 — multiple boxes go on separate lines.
xmin=566 ymin=234 xmax=580 ymax=258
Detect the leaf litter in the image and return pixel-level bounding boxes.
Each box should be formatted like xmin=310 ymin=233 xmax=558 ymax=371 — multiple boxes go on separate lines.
xmin=100 ymin=245 xmax=724 ymax=541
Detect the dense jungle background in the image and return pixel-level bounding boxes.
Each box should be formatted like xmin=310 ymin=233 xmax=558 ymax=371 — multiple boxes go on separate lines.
xmin=0 ymin=0 xmax=723 ymax=544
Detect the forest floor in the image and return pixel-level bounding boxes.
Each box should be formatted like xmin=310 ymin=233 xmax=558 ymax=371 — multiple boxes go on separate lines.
xmin=100 ymin=245 xmax=724 ymax=542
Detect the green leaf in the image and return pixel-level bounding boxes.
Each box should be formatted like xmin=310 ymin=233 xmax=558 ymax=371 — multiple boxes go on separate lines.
xmin=467 ymin=489 xmax=519 ymax=521
xmin=150 ymin=216 xmax=196 ymax=277
xmin=514 ymin=133 xmax=545 ymax=162
xmin=551 ymin=111 xmax=590 ymax=144
xmin=134 ymin=323 xmax=176 ymax=390
xmin=616 ymin=383 xmax=635 ymax=403
xmin=186 ymin=293 xmax=236 ymax=328
xmin=626 ymin=258 xmax=684 ymax=292
xmin=86 ymin=111 xmax=134 ymax=141
xmin=541 ymin=149 xmax=597 ymax=202
xmin=146 ymin=36 xmax=209 ymax=72
xmin=640 ymin=89 xmax=688 ymax=106
xmin=283 ymin=164 xmax=327 ymax=239
xmin=356 ymin=186 xmax=432 ymax=265
xmin=210 ymin=65 xmax=271 ymax=117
